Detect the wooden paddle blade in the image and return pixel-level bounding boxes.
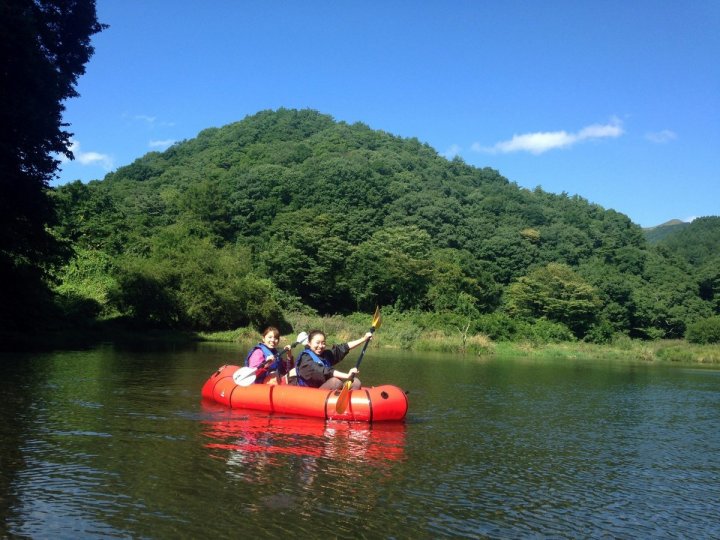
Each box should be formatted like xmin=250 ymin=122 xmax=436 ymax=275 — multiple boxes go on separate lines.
xmin=372 ymin=306 xmax=382 ymax=330
xmin=335 ymin=380 xmax=353 ymax=413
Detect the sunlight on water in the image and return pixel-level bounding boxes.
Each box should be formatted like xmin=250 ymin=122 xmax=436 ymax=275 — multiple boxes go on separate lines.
xmin=1 ymin=344 xmax=719 ymax=538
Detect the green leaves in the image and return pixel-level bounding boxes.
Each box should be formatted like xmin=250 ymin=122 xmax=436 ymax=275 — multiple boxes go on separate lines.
xmin=505 ymin=263 xmax=602 ymax=337
xmin=45 ymin=109 xmax=717 ymax=338
xmin=348 ymin=226 xmax=433 ymax=311
xmin=686 ymin=316 xmax=720 ymax=344
xmin=2 ymin=2 xmax=104 ymax=332
xmin=108 ymin=231 xmax=284 ymax=330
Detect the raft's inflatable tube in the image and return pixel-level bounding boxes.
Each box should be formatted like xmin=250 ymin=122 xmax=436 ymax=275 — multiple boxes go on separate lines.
xmin=201 ymin=364 xmax=408 ymax=422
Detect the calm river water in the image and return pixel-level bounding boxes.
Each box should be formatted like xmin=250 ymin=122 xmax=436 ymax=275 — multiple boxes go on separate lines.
xmin=1 ymin=342 xmax=719 ymax=539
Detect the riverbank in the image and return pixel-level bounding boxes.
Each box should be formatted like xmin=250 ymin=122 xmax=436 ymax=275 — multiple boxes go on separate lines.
xmin=0 ymin=321 xmax=197 ymax=352
xmin=4 ymin=312 xmax=718 ymax=365
xmin=492 ymin=339 xmax=720 ymax=366
xmin=198 ymin=312 xmax=720 ymax=366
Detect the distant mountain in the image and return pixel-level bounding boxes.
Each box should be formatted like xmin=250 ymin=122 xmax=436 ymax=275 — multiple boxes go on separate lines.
xmin=650 ymin=216 xmax=720 ymax=267
xmin=653 ymin=219 xmax=686 ymax=227
xmin=643 ymin=219 xmax=691 ymax=243
xmin=51 ymin=109 xmax=716 ymax=338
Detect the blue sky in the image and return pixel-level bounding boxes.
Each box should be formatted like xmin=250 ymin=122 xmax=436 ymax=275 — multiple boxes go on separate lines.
xmin=56 ymin=0 xmax=719 ymax=228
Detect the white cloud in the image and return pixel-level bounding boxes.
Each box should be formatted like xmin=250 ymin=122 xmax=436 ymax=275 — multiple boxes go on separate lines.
xmin=645 ymin=129 xmax=677 ymax=143
xmin=472 ymin=117 xmax=624 ymax=155
xmin=64 ymin=140 xmax=114 ymax=170
xmin=129 ymin=113 xmax=175 ymax=128
xmin=134 ymin=114 xmax=157 ymax=125
xmin=578 ymin=121 xmax=624 ymax=139
xmin=149 ymin=139 xmax=176 ymax=149
xmin=442 ymin=144 xmax=462 ymax=159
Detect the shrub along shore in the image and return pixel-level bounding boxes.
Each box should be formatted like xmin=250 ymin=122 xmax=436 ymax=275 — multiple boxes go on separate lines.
xmin=199 ymin=311 xmax=720 ymax=366
xmin=3 ymin=310 xmax=717 ymax=365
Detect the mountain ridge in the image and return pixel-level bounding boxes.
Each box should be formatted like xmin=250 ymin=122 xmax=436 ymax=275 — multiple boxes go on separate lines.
xmin=51 ymin=108 xmax=718 ymax=338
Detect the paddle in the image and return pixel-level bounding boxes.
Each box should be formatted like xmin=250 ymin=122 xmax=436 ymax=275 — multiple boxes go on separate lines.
xmin=233 ymin=331 xmax=309 ymax=387
xmin=335 ymin=307 xmax=382 ymax=414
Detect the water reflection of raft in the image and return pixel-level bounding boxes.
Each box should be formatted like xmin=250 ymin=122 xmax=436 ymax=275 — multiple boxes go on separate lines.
xmin=202 ymin=406 xmax=407 ymax=462
xmin=201 ymin=364 xmax=408 ymax=422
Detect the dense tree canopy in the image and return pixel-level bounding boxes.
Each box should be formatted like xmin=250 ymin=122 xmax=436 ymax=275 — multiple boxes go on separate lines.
xmin=49 ymin=108 xmax=718 ymax=340
xmin=1 ymin=0 xmax=104 ymax=331
xmin=505 ymin=263 xmax=602 ymax=337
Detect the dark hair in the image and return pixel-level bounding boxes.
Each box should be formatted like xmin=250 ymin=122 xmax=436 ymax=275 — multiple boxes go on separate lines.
xmin=261 ymin=326 xmax=280 ymax=339
xmin=307 ymin=329 xmax=325 ymax=343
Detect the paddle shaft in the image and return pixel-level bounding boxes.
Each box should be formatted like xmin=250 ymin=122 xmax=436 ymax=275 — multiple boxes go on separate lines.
xmin=335 ymin=309 xmax=381 ymax=414
xmin=354 ymin=328 xmax=375 ymax=368
xmin=344 ymin=326 xmax=377 ymax=385
xmin=335 ymin=330 xmax=372 ymax=412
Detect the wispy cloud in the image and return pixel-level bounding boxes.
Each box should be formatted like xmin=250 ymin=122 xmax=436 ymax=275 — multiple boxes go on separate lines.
xmin=128 ymin=113 xmax=175 ymax=128
xmin=149 ymin=139 xmax=176 ymax=149
xmin=645 ymin=129 xmax=677 ymax=143
xmin=61 ymin=140 xmax=114 ymax=170
xmin=472 ymin=118 xmax=624 ymax=155
xmin=442 ymin=144 xmax=462 ymax=159
xmin=134 ymin=114 xmax=157 ymax=125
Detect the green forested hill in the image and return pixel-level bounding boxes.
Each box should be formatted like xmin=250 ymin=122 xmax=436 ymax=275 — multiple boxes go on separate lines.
xmin=652 ymin=217 xmax=720 ymax=315
xmin=51 ymin=109 xmax=718 ymax=340
xmin=651 ymin=217 xmax=720 ymax=267
xmin=643 ymin=219 xmax=690 ymax=243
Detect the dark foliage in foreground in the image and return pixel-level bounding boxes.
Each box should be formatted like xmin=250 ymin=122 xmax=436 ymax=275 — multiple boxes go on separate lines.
xmin=1 ymin=0 xmax=104 ymax=334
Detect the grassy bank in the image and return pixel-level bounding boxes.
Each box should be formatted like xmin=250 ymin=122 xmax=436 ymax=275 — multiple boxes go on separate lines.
xmin=492 ymin=339 xmax=720 ymax=365
xmin=7 ymin=311 xmax=717 ymax=365
xmin=198 ymin=311 xmax=720 ymax=366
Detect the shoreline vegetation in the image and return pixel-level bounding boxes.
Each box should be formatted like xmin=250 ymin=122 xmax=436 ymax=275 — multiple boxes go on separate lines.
xmin=197 ymin=312 xmax=720 ymax=367
xmin=6 ymin=11 xmax=719 ymax=375
xmin=4 ymin=311 xmax=718 ymax=366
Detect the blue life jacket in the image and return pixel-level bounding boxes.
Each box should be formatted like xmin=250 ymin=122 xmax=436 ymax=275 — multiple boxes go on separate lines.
xmin=245 ymin=343 xmax=280 ymax=383
xmin=294 ymin=349 xmax=330 ymax=387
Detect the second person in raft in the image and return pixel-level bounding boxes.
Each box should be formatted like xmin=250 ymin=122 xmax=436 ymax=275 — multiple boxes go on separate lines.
xmin=245 ymin=326 xmax=294 ymax=384
xmin=291 ymin=329 xmax=373 ymax=389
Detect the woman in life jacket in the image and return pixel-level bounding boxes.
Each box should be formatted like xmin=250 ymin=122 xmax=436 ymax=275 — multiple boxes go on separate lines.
xmin=290 ymin=329 xmax=372 ymax=389
xmin=245 ymin=326 xmax=294 ymax=384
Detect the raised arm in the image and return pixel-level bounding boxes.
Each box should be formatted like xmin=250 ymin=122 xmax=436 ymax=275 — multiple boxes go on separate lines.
xmin=346 ymin=332 xmax=373 ymax=351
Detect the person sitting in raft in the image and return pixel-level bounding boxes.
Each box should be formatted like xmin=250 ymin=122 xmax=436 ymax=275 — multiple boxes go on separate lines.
xmin=291 ymin=329 xmax=372 ymax=389
xmin=245 ymin=326 xmax=294 ymax=384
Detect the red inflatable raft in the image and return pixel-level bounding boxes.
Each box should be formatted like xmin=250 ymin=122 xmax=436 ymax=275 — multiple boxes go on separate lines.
xmin=201 ymin=364 xmax=408 ymax=422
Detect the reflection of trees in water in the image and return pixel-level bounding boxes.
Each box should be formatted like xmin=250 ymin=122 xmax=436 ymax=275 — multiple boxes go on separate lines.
xmin=0 ymin=358 xmax=38 ymax=532
xmin=201 ymin=404 xmax=406 ymax=495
